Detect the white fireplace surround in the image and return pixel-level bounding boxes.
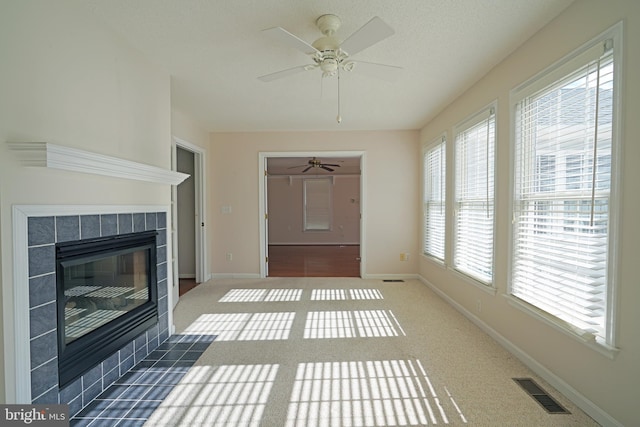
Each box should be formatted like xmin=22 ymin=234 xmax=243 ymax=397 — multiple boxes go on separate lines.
xmin=9 ymin=205 xmax=175 ymax=404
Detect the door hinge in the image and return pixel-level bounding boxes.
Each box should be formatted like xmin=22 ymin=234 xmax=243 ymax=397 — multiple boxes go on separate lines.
xmin=265 ymin=213 xmax=268 ymax=220
xmin=266 ymin=257 xmax=269 ymax=263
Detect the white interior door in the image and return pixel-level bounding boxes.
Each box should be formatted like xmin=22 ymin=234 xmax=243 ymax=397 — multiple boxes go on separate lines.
xmin=264 ymin=159 xmax=269 ymax=277
xmin=172 ymin=137 xmax=208 ymax=298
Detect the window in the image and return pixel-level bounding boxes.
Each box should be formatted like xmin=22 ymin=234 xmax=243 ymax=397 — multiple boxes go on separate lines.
xmin=510 ymin=30 xmax=619 ymax=345
xmin=304 ymin=178 xmax=332 ymax=231
xmin=423 ymin=136 xmax=446 ymax=260
xmin=453 ymin=106 xmax=496 ymax=284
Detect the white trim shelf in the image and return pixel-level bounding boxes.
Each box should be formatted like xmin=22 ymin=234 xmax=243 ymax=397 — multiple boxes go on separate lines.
xmin=8 ymin=142 xmax=189 ymax=185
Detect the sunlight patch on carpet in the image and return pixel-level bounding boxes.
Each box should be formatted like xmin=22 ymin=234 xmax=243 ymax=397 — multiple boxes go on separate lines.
xmin=183 ymin=313 xmax=295 ymax=341
xmin=286 ymin=359 xmax=467 ymax=426
xmin=304 ymin=310 xmax=405 ymax=339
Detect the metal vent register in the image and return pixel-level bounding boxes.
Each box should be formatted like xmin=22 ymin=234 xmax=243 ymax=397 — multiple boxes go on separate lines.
xmin=513 ymin=378 xmax=570 ymax=414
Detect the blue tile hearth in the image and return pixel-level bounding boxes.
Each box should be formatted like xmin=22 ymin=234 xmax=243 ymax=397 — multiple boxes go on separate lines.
xmin=70 ymin=334 xmax=216 ymax=427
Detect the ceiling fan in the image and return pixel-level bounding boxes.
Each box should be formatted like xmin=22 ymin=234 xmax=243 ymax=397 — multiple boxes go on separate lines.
xmin=288 ymin=157 xmax=342 ymax=173
xmin=258 ymin=14 xmax=402 ymax=122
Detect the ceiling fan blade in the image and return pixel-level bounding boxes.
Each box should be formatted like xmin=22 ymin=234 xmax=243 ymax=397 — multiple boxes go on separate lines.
xmin=321 ymin=163 xmax=341 ymax=167
xmin=262 ymin=26 xmax=319 ymax=55
xmin=258 ymin=65 xmax=311 ymax=82
xmin=321 ymin=166 xmax=335 ymax=172
xmin=340 ymin=17 xmax=395 ymax=56
xmin=302 ymin=166 xmax=313 ymax=173
xmin=350 ymin=60 xmax=403 ymax=81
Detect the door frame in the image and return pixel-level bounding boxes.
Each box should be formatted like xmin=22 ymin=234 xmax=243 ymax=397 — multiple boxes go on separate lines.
xmin=258 ymin=150 xmax=366 ymax=278
xmin=172 ymin=137 xmax=208 ymax=305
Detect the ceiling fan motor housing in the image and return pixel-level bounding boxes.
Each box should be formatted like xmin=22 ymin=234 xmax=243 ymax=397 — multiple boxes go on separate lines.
xmin=312 ymin=35 xmax=341 ymax=52
xmin=316 ymin=14 xmax=341 ymax=36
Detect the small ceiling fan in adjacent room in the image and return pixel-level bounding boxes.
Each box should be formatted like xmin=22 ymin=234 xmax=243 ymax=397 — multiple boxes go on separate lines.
xmin=288 ymin=157 xmax=342 ymax=173
xmin=258 ymin=14 xmax=402 ymax=123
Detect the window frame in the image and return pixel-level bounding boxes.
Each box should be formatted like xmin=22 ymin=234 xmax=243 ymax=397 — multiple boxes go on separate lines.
xmin=303 ymin=177 xmax=333 ymax=232
xmin=422 ymin=134 xmax=447 ymax=262
xmin=451 ymin=102 xmax=498 ymax=287
xmin=507 ymin=23 xmax=623 ymax=353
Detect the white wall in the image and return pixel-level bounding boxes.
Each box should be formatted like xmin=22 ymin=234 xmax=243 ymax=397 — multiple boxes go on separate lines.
xmin=268 ymin=175 xmax=360 ymax=245
xmin=418 ymin=1 xmax=640 ymax=425
xmin=0 ymin=0 xmax=174 ymax=403
xmin=209 ymin=131 xmax=419 ymax=277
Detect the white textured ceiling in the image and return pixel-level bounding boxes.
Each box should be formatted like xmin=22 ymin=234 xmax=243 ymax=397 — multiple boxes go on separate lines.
xmin=80 ymin=0 xmax=573 ymax=132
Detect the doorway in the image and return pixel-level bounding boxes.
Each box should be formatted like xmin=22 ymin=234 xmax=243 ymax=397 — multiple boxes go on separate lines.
xmin=258 ymin=151 xmax=366 ymax=278
xmin=172 ymin=138 xmax=207 ymax=300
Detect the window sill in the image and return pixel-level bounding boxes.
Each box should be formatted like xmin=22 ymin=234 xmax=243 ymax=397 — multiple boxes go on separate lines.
xmin=448 ymin=267 xmax=497 ymax=296
xmin=420 ymin=253 xmax=446 ymax=268
xmin=503 ymin=294 xmax=619 ymax=359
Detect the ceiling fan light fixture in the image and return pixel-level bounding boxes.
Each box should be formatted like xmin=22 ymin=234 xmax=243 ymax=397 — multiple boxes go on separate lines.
xmin=320 ymin=58 xmax=338 ymax=75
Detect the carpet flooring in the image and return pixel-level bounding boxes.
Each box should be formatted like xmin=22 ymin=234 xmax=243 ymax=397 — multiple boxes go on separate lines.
xmin=145 ymin=277 xmax=599 ymax=426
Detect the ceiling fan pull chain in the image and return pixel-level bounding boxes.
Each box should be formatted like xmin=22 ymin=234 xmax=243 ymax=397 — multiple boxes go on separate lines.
xmin=337 ymin=67 xmax=342 ymax=123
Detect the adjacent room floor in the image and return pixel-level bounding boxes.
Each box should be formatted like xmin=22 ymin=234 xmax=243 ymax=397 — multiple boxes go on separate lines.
xmin=143 ymin=277 xmax=597 ymax=426
xmin=267 ymin=245 xmax=361 ymax=277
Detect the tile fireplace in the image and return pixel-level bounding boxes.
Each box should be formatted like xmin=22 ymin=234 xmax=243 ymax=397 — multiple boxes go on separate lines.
xmin=18 ymin=207 xmax=171 ymax=417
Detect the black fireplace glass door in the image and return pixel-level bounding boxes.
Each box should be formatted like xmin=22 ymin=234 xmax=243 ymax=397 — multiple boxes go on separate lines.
xmin=62 ymin=247 xmax=151 ymax=344
xmin=56 ymin=230 xmax=158 ymax=387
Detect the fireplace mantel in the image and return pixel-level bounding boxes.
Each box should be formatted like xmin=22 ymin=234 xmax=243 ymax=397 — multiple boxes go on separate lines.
xmin=8 ymin=142 xmax=189 ymax=185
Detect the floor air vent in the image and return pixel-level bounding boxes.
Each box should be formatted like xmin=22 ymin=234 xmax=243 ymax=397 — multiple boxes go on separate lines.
xmin=383 ymin=279 xmax=405 ymax=282
xmin=513 ymin=378 xmax=570 ymax=414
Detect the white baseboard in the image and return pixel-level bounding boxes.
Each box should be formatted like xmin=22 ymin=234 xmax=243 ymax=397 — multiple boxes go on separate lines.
xmin=210 ymin=273 xmax=262 ymax=279
xmin=363 ymin=274 xmax=419 ymax=281
xmin=268 ymin=242 xmax=360 ymax=246
xmin=417 ymin=275 xmax=622 ymax=427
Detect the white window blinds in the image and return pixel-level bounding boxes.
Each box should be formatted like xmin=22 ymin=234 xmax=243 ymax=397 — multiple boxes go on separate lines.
xmin=304 ymin=178 xmax=332 ymax=231
xmin=511 ymin=38 xmax=615 ymax=341
xmin=453 ymin=107 xmax=496 ymax=284
xmin=423 ymin=137 xmax=446 ymax=260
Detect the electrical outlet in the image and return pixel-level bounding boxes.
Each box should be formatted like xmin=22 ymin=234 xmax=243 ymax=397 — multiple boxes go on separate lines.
xmin=400 ymin=253 xmax=409 ymax=261
xmin=226 ymin=252 xmax=232 ymax=262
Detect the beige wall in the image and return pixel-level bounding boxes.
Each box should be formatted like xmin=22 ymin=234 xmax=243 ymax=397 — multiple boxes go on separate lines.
xmin=268 ymin=175 xmax=360 ymax=245
xmin=418 ymin=1 xmax=640 ymax=425
xmin=0 ymin=0 xmax=174 ymax=402
xmin=209 ymin=131 xmax=419 ymax=277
